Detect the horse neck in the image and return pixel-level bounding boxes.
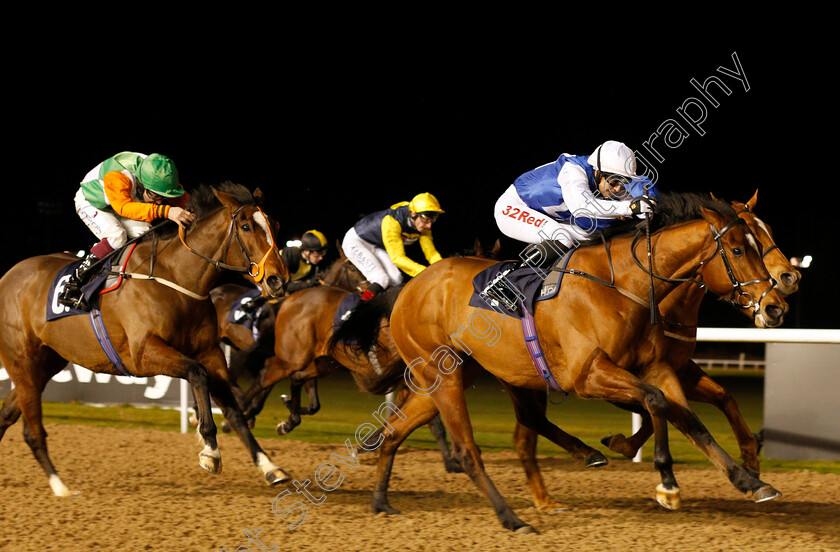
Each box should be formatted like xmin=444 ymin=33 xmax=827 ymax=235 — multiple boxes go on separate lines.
xmin=616 ymin=219 xmax=716 ymax=304
xmin=130 ymin=210 xmax=231 ymax=296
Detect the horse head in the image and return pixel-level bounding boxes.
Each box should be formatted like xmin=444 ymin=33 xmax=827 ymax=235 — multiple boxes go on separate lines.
xmin=696 ymin=203 xmax=788 ymax=328
xmin=731 ymin=190 xmax=800 ymax=295
xmin=181 ymin=182 xmax=289 ymax=299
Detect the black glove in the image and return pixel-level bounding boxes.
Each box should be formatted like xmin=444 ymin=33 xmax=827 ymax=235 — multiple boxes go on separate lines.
xmin=630 ymin=195 xmax=656 ymax=216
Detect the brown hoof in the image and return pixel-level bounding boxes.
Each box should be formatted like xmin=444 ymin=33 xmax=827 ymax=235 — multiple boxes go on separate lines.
xmin=514 ymin=525 xmax=538 ymax=534
xmin=655 ymin=484 xmax=681 ymax=510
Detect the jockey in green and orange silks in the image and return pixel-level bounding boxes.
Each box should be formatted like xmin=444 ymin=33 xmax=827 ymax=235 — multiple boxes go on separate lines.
xmin=58 ymin=151 xmax=194 ymax=311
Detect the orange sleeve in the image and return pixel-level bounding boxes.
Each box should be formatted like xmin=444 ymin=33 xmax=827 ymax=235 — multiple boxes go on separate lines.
xmin=103 ymin=172 xmax=171 ymax=222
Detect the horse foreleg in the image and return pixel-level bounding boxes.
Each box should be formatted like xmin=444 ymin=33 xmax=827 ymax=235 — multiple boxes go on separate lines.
xmin=504 ymin=385 xmax=606 ymax=513
xmin=577 ymin=353 xmax=679 ymax=510
xmin=198 ymin=346 xmax=291 ymax=487
xmin=679 ymin=360 xmax=760 ymax=474
xmin=645 ymin=363 xmax=779 ymax=503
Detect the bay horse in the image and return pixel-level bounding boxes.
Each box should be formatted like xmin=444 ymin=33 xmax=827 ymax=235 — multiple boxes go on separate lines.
xmin=209 ymin=243 xmax=369 ymax=429
xmin=0 ymin=182 xmax=292 ymax=496
xmin=366 ymin=192 xmax=788 ymax=532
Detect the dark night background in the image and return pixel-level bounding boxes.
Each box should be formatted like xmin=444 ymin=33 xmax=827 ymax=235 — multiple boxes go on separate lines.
xmin=5 ymin=37 xmax=834 ymax=332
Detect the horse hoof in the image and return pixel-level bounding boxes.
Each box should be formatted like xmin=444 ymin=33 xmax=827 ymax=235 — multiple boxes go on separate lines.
xmin=265 ymin=468 xmax=292 ymax=486
xmin=220 ymin=421 xmax=231 ymax=433
xmin=199 ymin=452 xmax=222 ymax=474
xmin=188 ymin=414 xmax=199 ymax=428
xmin=584 ymin=451 xmax=608 ymax=468
xmin=514 ymin=525 xmax=538 ymax=535
xmin=655 ymin=484 xmax=681 ymax=510
xmin=600 ymin=434 xmax=618 ymax=448
xmin=752 ymin=485 xmax=782 ymax=503
xmin=276 ymin=422 xmax=292 ymax=436
xmin=535 ymin=499 xmax=570 ymax=513
xmin=444 ymin=460 xmax=465 ymax=473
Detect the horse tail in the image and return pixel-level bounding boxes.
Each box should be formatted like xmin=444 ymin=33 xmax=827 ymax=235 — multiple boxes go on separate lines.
xmin=328 ymin=285 xmax=403 ymax=357
xmin=348 ymin=359 xmax=407 ymax=396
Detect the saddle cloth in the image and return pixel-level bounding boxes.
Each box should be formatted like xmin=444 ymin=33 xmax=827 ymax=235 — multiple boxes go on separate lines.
xmin=46 ymin=256 xmax=116 ymax=321
xmin=468 ymin=249 xmax=576 ymax=320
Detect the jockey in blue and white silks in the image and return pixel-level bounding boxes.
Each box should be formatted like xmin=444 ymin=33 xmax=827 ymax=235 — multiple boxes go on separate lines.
xmin=494 ymin=140 xmax=658 ymax=247
xmin=485 ymin=140 xmax=658 ymax=312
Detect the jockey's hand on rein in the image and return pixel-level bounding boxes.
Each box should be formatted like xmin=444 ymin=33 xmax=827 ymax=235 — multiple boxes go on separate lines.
xmin=630 ymin=196 xmax=656 ymax=216
xmin=168 ymin=207 xmax=196 ymax=228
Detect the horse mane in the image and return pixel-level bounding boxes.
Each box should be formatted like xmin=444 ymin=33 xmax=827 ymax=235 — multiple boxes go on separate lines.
xmin=576 ymin=191 xmax=737 ymax=246
xmin=152 ymin=181 xmax=256 ymax=240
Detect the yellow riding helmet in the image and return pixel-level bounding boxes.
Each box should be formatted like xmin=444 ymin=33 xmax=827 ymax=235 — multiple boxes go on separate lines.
xmin=408 ymin=192 xmax=445 ymax=215
xmin=300 ymin=229 xmax=328 ymax=251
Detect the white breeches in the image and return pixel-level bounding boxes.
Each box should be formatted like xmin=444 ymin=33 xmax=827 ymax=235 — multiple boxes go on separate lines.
xmin=341 ymin=227 xmax=403 ymax=289
xmin=74 ymin=188 xmax=151 ymax=249
xmin=494 ymin=184 xmax=595 ymax=248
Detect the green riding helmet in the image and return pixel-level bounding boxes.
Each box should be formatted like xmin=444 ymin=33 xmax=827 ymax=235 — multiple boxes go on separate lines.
xmin=138 ymin=154 xmax=183 ymax=197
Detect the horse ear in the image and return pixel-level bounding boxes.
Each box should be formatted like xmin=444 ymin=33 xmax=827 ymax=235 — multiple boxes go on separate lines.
xmin=213 ymin=188 xmax=241 ymax=211
xmin=746 ymin=189 xmax=758 ymax=210
xmin=709 ymin=192 xmax=719 ymax=201
xmin=700 ymin=206 xmax=726 ymax=227
xmin=253 ymin=188 xmax=265 ymax=206
xmin=473 ymin=237 xmax=484 ymax=256
xmin=336 ymin=239 xmax=346 ymax=258
xmin=492 ymin=238 xmax=501 ymax=258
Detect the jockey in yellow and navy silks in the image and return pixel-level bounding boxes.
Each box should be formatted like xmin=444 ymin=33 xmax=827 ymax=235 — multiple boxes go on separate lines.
xmin=342 ymin=193 xmax=444 ymax=301
xmin=281 ymin=230 xmax=329 ymax=293
xmin=58 ymin=151 xmax=194 ymax=311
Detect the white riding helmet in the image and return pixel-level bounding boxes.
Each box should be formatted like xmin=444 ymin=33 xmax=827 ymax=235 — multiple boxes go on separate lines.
xmin=588 ymin=140 xmax=637 ymax=177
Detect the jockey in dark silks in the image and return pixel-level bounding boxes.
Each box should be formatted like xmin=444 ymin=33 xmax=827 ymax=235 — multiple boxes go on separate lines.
xmin=281 ymin=229 xmax=329 ymax=293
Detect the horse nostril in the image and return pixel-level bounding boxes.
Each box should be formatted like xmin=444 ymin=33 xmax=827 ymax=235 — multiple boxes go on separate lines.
xmin=780 ymin=272 xmax=797 ymax=286
xmin=765 ymin=305 xmax=783 ymax=320
xmin=266 ymin=274 xmax=282 ymax=292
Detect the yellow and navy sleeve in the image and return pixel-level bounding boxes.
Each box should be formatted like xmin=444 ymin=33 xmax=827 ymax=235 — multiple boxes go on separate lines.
xmin=381 ymin=215 xmax=427 ymax=277
xmin=419 ymin=233 xmax=443 ymax=265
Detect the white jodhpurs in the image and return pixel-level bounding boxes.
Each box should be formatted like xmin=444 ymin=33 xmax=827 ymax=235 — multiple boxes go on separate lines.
xmin=494 ymin=184 xmax=596 ymax=248
xmin=341 ymin=227 xmax=403 ymax=289
xmin=74 ymin=188 xmax=152 ymax=249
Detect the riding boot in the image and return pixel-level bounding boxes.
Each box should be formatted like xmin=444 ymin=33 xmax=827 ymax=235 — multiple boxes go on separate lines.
xmin=481 ymin=240 xmax=569 ymax=313
xmin=360 ymin=282 xmax=384 ymax=301
xmin=57 ymin=252 xmax=101 ymax=311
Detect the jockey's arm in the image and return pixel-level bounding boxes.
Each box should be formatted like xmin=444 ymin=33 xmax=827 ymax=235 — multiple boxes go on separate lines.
xmin=558 ymin=163 xmax=633 ymax=219
xmin=104 ymin=172 xmax=187 ymax=221
xmin=381 ymin=216 xmax=427 ymax=277
xmin=419 ymin=233 xmax=443 ymax=265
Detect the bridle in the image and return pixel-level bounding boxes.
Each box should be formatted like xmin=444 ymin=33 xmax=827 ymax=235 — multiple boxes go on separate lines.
xmin=178 ymin=203 xmax=279 ymax=283
xmin=631 ymin=215 xmax=776 ymax=316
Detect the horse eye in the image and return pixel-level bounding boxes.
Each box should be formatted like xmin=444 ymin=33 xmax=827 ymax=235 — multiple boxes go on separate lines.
xmin=732 ymin=247 xmax=743 ymax=257
xmin=242 ymin=223 xmax=252 ymax=232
